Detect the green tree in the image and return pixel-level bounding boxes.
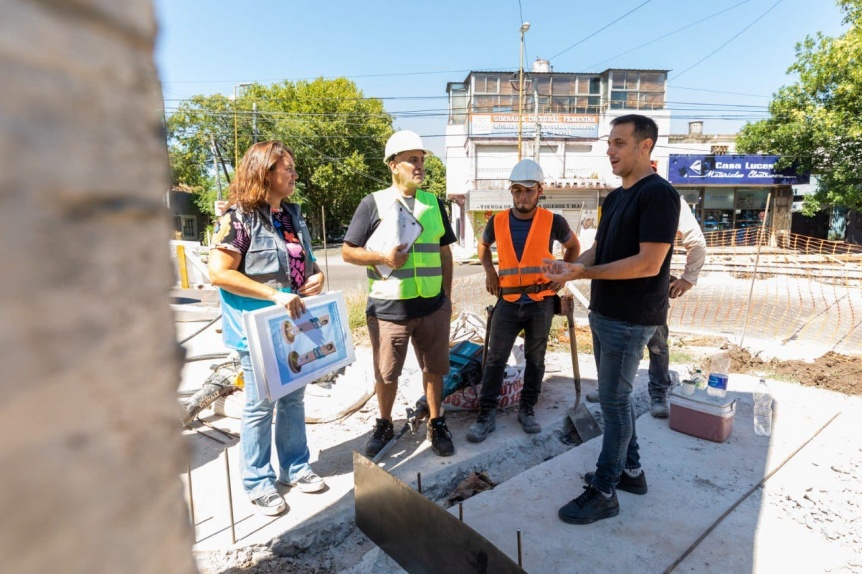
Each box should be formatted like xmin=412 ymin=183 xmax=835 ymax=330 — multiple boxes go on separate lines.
xmin=422 ymin=154 xmax=447 ymax=201
xmin=736 ymin=0 xmax=862 ymax=211
xmin=166 ymin=78 xmax=394 ymax=236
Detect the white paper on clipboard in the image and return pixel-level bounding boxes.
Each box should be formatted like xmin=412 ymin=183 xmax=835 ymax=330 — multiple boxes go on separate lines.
xmin=364 ymin=200 xmax=423 ymax=278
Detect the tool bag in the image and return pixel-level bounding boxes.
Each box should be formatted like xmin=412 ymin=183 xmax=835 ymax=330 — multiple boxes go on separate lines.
xmin=442 ymin=340 xmax=525 ymax=411
xmin=441 ymin=341 xmax=484 ymax=400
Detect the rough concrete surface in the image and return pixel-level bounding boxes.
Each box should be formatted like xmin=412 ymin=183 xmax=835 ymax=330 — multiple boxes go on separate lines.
xmin=177 ymin=310 xmax=862 ymax=574
xmin=439 ymin=375 xmax=860 ymax=574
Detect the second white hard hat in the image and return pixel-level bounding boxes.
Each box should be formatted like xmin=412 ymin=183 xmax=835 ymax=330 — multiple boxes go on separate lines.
xmin=509 ymin=159 xmax=544 ymax=187
xmin=384 ymin=130 xmax=431 ymax=164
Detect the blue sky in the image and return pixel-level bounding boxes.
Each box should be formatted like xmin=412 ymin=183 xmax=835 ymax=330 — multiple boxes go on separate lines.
xmin=154 ymin=0 xmax=847 ymax=158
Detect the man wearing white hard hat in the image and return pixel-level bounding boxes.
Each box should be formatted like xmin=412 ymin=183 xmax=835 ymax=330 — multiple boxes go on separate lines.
xmin=466 ymin=159 xmax=580 ymax=443
xmin=342 ymin=130 xmax=457 ymax=457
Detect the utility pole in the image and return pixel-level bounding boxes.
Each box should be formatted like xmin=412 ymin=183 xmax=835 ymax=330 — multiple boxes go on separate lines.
xmin=252 ymin=102 xmax=259 ymax=143
xmin=533 ymin=84 xmax=540 ymax=163
xmin=210 ymin=135 xmax=222 ymax=201
xmin=233 ymin=82 xmax=252 ymax=167
xmin=517 ymin=22 xmax=530 ymax=161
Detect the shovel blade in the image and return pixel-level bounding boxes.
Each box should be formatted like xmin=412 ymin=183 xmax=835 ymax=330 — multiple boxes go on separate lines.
xmin=568 ymin=403 xmax=602 ymax=443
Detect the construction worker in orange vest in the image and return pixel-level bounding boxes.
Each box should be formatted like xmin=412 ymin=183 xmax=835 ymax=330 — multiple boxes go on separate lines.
xmin=466 ymin=159 xmax=581 ymax=442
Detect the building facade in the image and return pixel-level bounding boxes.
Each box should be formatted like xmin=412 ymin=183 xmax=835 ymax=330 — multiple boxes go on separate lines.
xmin=444 ymin=65 xmax=805 ymax=255
xmin=445 ymin=65 xmax=671 ymax=255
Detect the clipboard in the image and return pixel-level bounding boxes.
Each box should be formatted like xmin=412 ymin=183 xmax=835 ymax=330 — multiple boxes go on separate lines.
xmin=364 ymin=200 xmax=423 ymax=279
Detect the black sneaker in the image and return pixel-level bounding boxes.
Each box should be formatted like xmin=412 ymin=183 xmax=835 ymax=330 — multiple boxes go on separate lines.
xmin=466 ymin=409 xmax=496 ymax=443
xmin=427 ymin=416 xmax=455 ymax=457
xmin=584 ymin=470 xmax=648 ymax=495
xmin=558 ymin=485 xmax=619 ymax=525
xmin=365 ymin=418 xmax=394 ymax=457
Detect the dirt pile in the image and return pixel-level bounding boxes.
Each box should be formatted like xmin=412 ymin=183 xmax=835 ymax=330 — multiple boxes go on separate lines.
xmin=713 ymin=344 xmax=862 ymax=396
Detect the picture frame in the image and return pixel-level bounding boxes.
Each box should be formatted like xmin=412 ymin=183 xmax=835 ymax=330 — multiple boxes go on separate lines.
xmin=243 ymin=292 xmax=355 ymax=401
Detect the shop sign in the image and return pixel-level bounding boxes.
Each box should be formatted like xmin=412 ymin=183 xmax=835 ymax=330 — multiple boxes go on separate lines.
xmin=467 ymin=190 xmax=591 ymax=212
xmin=470 ymin=113 xmax=599 ymax=139
xmin=668 ymin=154 xmax=809 ymax=185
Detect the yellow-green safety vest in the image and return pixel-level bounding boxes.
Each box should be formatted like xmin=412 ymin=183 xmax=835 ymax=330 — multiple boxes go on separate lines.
xmin=367 ymin=188 xmax=444 ymax=300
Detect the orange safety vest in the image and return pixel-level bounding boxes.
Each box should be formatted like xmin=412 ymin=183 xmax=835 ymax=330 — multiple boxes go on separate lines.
xmin=494 ymin=207 xmax=555 ymax=302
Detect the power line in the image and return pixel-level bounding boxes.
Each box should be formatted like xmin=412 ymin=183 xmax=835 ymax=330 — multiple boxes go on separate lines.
xmin=668 ymin=85 xmax=771 ymax=99
xmin=672 ymin=0 xmax=785 ymax=80
xmin=548 ymin=0 xmax=654 ymax=61
xmin=582 ymin=0 xmax=754 ymax=70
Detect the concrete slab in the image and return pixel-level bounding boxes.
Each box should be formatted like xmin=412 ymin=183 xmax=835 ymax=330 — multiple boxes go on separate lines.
xmin=439 ymin=375 xmax=860 ymax=574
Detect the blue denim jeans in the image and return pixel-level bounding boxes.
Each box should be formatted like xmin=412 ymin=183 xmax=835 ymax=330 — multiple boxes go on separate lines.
xmin=479 ymin=297 xmax=555 ymax=411
xmin=647 ymin=323 xmax=671 ymax=401
xmin=589 ymin=311 xmax=657 ymax=494
xmin=239 ymin=351 xmax=312 ymax=500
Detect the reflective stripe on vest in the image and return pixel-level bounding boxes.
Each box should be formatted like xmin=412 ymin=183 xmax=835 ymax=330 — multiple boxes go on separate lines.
xmin=495 ymin=207 xmax=555 ymax=302
xmin=367 ymin=188 xmax=444 ymax=300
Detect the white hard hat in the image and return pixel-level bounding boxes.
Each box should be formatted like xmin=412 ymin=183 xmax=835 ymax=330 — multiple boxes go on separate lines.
xmin=509 ymin=159 xmax=544 ymax=187
xmin=384 ymin=130 xmax=431 ymax=164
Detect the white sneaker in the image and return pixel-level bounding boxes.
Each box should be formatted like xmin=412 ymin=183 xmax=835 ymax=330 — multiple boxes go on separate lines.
xmin=286 ymin=471 xmax=326 ymax=493
xmin=251 ymin=491 xmax=286 ymax=516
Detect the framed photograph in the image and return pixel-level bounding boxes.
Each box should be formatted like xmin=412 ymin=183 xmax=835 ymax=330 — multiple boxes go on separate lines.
xmin=243 ymin=292 xmax=355 ymax=401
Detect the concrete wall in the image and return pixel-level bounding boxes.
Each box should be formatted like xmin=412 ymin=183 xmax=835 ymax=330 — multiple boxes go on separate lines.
xmin=0 ymin=1 xmax=196 ymax=573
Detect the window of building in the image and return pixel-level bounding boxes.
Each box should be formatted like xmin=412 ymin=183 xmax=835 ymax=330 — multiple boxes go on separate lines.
xmin=608 ymin=70 xmax=666 ymax=110
xmin=175 ymin=215 xmax=197 ymax=240
xmin=711 ymin=145 xmax=729 ymax=155
xmin=474 ymin=145 xmax=519 ymax=183
xmin=449 ymin=83 xmax=468 ymax=125
xmin=473 ymin=74 xmax=499 ymax=94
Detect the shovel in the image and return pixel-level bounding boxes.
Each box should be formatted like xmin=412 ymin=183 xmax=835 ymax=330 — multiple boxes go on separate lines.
xmin=559 ymin=294 xmax=602 ymax=442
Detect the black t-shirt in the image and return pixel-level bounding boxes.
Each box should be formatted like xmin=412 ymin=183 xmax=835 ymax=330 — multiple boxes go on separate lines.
xmin=343 ymin=190 xmax=457 ymax=320
xmin=591 ymin=174 xmax=680 ymax=325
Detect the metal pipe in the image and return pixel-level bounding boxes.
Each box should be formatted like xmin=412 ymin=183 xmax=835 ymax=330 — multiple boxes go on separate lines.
xmin=187 ymin=462 xmax=195 ymax=532
xmin=517 ymin=529 xmax=522 ymax=567
xmin=417 ymin=472 xmax=422 ymax=494
xmin=739 ymin=191 xmax=772 ymax=348
xmin=459 ymin=502 xmax=463 ymax=521
xmin=224 ymin=448 xmax=236 ymax=544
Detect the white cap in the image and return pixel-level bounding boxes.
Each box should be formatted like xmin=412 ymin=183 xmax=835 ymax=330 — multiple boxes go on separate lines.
xmin=509 ymin=159 xmax=544 ymax=187
xmin=384 ymin=130 xmax=431 ymax=164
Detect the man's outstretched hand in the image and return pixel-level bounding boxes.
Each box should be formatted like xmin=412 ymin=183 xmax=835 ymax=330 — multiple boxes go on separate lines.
xmin=542 ymin=258 xmax=586 ymax=282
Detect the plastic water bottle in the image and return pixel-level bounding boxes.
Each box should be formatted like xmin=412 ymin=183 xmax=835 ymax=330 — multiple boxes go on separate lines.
xmin=692 ymin=368 xmax=707 ymax=390
xmin=753 ymin=378 xmax=773 ymax=436
xmin=707 ymin=353 xmax=730 ymax=398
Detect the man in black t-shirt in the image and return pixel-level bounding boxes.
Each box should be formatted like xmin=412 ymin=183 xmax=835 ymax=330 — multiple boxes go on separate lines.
xmin=544 ymin=115 xmax=680 ymax=525
xmin=342 ymin=131 xmax=458 ymax=458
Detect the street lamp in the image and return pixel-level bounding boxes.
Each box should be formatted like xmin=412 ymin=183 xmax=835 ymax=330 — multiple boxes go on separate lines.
xmin=233 ymin=82 xmax=252 ymax=167
xmin=517 ymin=22 xmax=530 ymax=161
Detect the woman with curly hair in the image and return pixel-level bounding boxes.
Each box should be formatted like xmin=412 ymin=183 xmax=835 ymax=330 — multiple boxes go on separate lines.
xmin=208 ymin=141 xmax=325 ymax=516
